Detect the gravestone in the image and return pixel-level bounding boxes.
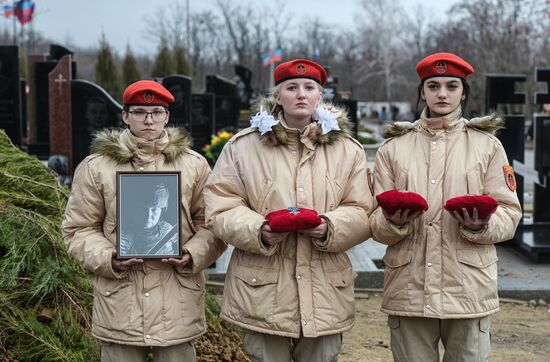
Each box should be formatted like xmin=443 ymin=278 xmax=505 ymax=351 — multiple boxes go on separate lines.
xmin=191 ymin=93 xmax=215 ymax=155
xmin=485 ymin=74 xmax=526 ymax=209
xmin=533 ymin=68 xmax=550 ymax=224
xmin=29 ymin=44 xmax=77 ymax=158
xmin=486 ymin=72 xmax=550 ymax=263
xmin=234 ymin=65 xmax=253 ymax=109
xmin=334 ymin=99 xmax=359 ymax=138
xmin=71 ymin=79 xmax=122 ymax=170
xmin=0 ymin=45 xmax=23 ymax=146
xmin=162 ymin=75 xmax=192 ymax=130
xmin=20 ymin=79 xmax=27 ymax=141
xmin=206 ymin=75 xmax=240 ymax=132
xmin=49 ymin=55 xmax=73 ymax=173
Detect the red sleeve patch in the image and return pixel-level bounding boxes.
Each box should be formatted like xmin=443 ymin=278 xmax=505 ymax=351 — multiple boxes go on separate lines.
xmin=503 ymin=165 xmax=517 ymax=191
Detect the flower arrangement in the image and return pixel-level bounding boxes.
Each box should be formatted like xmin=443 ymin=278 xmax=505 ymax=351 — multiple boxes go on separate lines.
xmin=202 ymin=131 xmax=233 ymax=163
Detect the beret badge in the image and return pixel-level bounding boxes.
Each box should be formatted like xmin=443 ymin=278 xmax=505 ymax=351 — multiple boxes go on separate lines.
xmin=144 ymin=91 xmax=155 ymax=103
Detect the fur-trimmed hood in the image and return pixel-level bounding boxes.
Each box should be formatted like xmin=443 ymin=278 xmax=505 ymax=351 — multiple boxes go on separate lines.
xmin=252 ymin=96 xmax=353 ymax=146
xmin=90 ymin=127 xmax=192 ymax=163
xmin=383 ymin=110 xmax=504 ymax=139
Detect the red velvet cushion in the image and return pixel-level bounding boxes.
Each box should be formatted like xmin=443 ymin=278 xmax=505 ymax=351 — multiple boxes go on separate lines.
xmin=444 ymin=195 xmax=498 ymax=219
xmin=376 ymin=190 xmax=429 ymax=214
xmin=266 ymin=207 xmax=322 ymax=233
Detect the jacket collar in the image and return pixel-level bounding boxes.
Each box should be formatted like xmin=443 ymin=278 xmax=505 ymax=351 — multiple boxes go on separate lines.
xmin=419 ymin=106 xmax=463 ymax=134
xmin=90 ymin=127 xmax=192 ymax=164
xmin=253 ymin=97 xmax=352 ymax=147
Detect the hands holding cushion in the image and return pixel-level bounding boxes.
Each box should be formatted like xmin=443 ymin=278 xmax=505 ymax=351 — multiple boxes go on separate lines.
xmin=377 ymin=190 xmax=428 ymax=225
xmin=445 ymin=195 xmax=498 ymax=231
xmin=262 ymin=207 xmax=326 ymax=246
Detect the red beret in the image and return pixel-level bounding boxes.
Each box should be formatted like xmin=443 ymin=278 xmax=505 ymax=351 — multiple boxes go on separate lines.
xmin=376 ymin=190 xmax=429 ymax=215
xmin=416 ymin=52 xmax=474 ymax=81
xmin=266 ymin=207 xmax=322 ymax=233
xmin=123 ymin=80 xmax=175 ymax=107
xmin=274 ymin=59 xmax=327 ymax=86
xmin=444 ymin=195 xmax=498 ymax=219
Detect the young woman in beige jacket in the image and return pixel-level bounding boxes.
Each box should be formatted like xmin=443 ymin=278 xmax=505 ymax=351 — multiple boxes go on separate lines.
xmin=204 ymin=59 xmax=373 ymax=362
xmin=371 ymin=52 xmax=522 ymax=361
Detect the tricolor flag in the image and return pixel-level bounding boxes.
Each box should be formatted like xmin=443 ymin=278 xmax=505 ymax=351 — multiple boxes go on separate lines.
xmin=262 ymin=48 xmax=283 ymax=67
xmin=3 ymin=2 xmax=14 ymax=18
xmin=14 ymin=0 xmax=34 ymax=24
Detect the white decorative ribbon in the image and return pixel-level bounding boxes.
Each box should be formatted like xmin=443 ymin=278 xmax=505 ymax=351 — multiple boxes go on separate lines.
xmin=313 ymin=106 xmax=340 ymax=135
xmin=250 ymin=110 xmax=279 ymax=135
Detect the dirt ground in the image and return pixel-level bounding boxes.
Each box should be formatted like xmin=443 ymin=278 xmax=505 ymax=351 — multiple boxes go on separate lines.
xmin=340 ymin=292 xmax=550 ymax=362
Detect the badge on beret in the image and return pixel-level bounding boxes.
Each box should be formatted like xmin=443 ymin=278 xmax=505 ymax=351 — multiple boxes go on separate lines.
xmin=435 ymin=62 xmax=446 ymax=73
xmin=144 ymin=91 xmax=155 ymax=103
xmin=503 ymin=165 xmax=516 ymax=191
xmin=296 ymin=64 xmax=306 ymax=74
xmin=367 ymin=168 xmax=374 ymax=196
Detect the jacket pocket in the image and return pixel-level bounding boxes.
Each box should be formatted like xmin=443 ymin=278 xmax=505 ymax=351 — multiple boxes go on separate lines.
xmin=229 ymin=264 xmax=279 ymax=324
xmin=457 ymin=248 xmax=498 ymax=302
xmin=327 ymin=268 xmax=357 ymax=326
xmin=92 ymin=276 xmax=133 ymax=331
xmin=174 ymin=272 xmax=206 ymax=326
xmin=382 ymin=247 xmax=412 ymax=300
xmin=466 ymin=169 xmax=483 ymax=195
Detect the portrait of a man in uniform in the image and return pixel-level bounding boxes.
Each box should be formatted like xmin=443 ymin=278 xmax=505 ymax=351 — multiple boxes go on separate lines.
xmin=117 ymin=173 xmax=181 ymax=258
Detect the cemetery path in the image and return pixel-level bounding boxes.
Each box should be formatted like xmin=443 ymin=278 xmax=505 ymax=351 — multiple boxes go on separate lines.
xmin=340 ymin=292 xmax=550 ymax=362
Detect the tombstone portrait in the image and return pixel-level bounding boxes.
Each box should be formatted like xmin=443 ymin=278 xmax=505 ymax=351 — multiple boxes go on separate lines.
xmin=162 ymin=75 xmax=192 ymax=129
xmin=117 ymin=172 xmax=181 ymax=259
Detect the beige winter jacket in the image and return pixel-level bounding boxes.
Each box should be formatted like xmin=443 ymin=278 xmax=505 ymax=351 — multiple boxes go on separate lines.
xmin=204 ymin=104 xmax=373 ymax=338
xmin=371 ymin=107 xmax=521 ymax=319
xmin=62 ymin=128 xmax=226 ymax=346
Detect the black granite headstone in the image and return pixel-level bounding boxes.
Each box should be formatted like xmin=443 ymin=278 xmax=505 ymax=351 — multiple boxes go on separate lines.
xmin=206 ymin=75 xmax=238 ymax=97
xmin=20 ymin=79 xmax=27 ymax=140
xmin=485 ymin=74 xmax=526 ymax=208
xmin=234 ymin=65 xmax=253 ymax=109
xmin=0 ymin=45 xmax=22 ymax=146
xmin=334 ymin=99 xmax=358 ymax=138
xmin=206 ymin=75 xmax=240 ymax=131
xmin=191 ymin=93 xmax=215 ymax=154
xmin=71 ymin=79 xmax=122 ymax=169
xmin=162 ymin=75 xmax=192 ymax=130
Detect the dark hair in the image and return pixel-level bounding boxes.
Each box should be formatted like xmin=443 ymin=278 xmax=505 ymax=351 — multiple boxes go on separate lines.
xmin=415 ymin=78 xmax=470 ymax=117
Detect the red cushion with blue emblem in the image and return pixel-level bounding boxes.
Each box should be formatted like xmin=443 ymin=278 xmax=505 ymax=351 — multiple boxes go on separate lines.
xmin=266 ymin=207 xmax=322 ymax=233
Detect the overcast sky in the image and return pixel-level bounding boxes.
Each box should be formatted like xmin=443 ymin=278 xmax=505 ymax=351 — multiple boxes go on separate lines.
xmin=1 ymin=0 xmax=460 ymax=55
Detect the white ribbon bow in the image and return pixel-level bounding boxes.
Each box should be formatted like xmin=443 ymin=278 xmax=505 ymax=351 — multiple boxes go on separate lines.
xmin=250 ymin=110 xmax=279 ymax=135
xmin=313 ymin=106 xmax=340 ymax=135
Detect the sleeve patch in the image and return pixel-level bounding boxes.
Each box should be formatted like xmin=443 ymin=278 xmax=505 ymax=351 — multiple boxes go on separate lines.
xmin=503 ymin=165 xmax=517 ymax=191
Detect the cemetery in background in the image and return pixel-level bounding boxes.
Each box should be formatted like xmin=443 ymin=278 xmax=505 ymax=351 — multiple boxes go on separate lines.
xmin=2 ymin=0 xmax=550 ymax=360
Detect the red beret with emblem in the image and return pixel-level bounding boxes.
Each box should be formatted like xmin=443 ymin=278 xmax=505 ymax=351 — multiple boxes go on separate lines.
xmin=444 ymin=195 xmax=498 ymax=219
xmin=376 ymin=190 xmax=429 ymax=214
xmin=274 ymin=59 xmax=327 ymax=86
xmin=123 ymin=80 xmax=175 ymax=107
xmin=266 ymin=207 xmax=322 ymax=233
xmin=416 ymin=52 xmax=474 ymax=81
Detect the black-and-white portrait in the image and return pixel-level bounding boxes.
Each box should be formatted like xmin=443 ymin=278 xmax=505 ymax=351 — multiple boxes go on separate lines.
xmin=117 ymin=172 xmax=181 ymax=259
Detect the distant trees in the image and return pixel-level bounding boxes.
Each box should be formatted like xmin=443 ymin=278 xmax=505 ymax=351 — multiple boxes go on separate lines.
xmin=95 ymin=34 xmax=122 ymax=101
xmin=10 ymin=0 xmax=549 ymax=113
xmin=122 ymin=45 xmax=141 ymax=87
xmin=150 ymin=37 xmax=175 ymax=78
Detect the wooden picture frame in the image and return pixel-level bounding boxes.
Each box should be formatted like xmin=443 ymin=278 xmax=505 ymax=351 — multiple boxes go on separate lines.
xmin=116 ymin=171 xmax=182 ymax=259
